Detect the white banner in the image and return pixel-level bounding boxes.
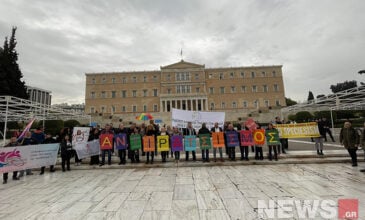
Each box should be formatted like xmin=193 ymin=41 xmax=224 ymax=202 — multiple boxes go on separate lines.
xmin=171 ymin=108 xmax=225 ymax=130
xmin=72 ymin=127 xmax=91 ymax=159
xmin=74 ymin=139 xmax=100 ymax=159
xmin=0 ymin=143 xmax=59 ymax=173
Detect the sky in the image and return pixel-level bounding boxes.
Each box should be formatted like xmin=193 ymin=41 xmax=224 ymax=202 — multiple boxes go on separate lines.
xmin=0 ymin=0 xmax=364 ymax=104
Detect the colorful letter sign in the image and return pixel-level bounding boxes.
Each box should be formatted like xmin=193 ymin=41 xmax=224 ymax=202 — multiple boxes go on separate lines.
xmin=157 ymin=135 xmax=170 ymax=152
xmin=212 ymin=132 xmax=225 ymax=148
xmin=171 ymin=135 xmax=183 ymax=152
xmin=240 ymin=130 xmax=254 ymax=146
xmin=199 ymin=134 xmax=212 ymax=150
xmin=184 ymin=135 xmax=196 ymax=151
xmin=225 ymin=131 xmax=239 ymax=147
xmin=130 ymin=134 xmax=141 ymax=150
xmin=253 ymin=129 xmax=265 ymax=145
xmin=100 ymin=134 xmax=114 ymax=150
xmin=115 ymin=133 xmax=128 ymax=150
xmin=265 ymin=129 xmax=280 ymax=145
xmin=143 ymin=136 xmax=155 ymax=152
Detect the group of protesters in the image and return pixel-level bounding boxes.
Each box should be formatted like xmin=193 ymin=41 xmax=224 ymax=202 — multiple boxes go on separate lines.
xmin=2 ymin=118 xmax=365 ymax=184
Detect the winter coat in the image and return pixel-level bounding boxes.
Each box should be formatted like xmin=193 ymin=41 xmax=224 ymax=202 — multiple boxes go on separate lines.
xmin=339 ymin=127 xmax=359 ymax=149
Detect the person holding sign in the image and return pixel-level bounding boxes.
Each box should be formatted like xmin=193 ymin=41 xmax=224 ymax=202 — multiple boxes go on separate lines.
xmin=210 ymin=122 xmax=224 ymax=162
xmin=2 ymin=137 xmax=21 ymax=184
xmin=158 ymin=127 xmax=170 ymax=163
xmin=99 ymin=124 xmax=114 ymax=166
xmin=266 ymin=123 xmax=279 ymax=161
xmin=171 ymin=127 xmax=183 ymax=163
xmin=129 ymin=127 xmax=142 ymax=163
xmin=254 ymin=124 xmax=264 ymax=160
xmin=225 ymin=123 xmax=239 ymax=161
xmin=60 ymin=135 xmax=72 ymax=171
xmin=183 ymin=122 xmax=197 ymax=161
xmin=239 ymin=122 xmax=251 ymax=161
xmin=115 ymin=124 xmax=128 ymax=165
xmin=199 ymin=123 xmax=211 ymax=162
xmin=144 ymin=125 xmax=156 ymax=164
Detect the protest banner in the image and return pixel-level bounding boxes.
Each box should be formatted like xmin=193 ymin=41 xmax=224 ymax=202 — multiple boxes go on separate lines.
xmin=184 ymin=135 xmax=196 ymax=151
xmin=100 ymin=134 xmax=114 ymax=150
xmin=143 ymin=136 xmax=155 ymax=152
xmin=212 ymin=132 xmax=225 ymax=148
xmin=199 ymin=134 xmax=212 ymax=150
xmin=171 ymin=135 xmax=183 ymax=152
xmin=240 ymin=130 xmax=254 ymax=146
xmin=157 ymin=135 xmax=170 ymax=152
xmin=274 ymin=122 xmax=320 ymax=138
xmin=72 ymin=127 xmax=90 ymax=159
xmin=225 ymin=131 xmax=239 ymax=147
xmin=171 ymin=108 xmax=225 ymax=130
xmin=130 ymin=134 xmax=142 ymax=150
xmin=0 ymin=143 xmax=59 ymax=173
xmin=245 ymin=118 xmax=258 ymax=131
xmin=115 ymin=133 xmax=128 ymax=150
xmin=253 ymin=129 xmax=266 ymax=145
xmin=265 ymin=129 xmax=281 ymax=145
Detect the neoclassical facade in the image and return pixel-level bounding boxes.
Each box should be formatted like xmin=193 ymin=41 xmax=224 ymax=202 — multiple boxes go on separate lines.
xmin=85 ymin=60 xmax=286 ymax=115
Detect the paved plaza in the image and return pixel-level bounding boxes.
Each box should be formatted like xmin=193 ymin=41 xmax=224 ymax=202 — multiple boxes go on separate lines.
xmin=0 ymin=162 xmax=364 ymax=220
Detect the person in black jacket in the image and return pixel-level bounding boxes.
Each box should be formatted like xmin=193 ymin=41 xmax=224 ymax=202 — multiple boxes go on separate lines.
xmin=315 ymin=119 xmax=326 ymax=155
xmin=99 ymin=124 xmax=114 ymax=166
xmin=2 ymin=137 xmax=21 ymax=184
xmin=239 ymin=122 xmax=250 ymax=161
xmin=145 ymin=124 xmax=156 ymax=164
xmin=60 ymin=135 xmax=72 ymax=172
xmin=89 ymin=128 xmax=100 ymax=165
xmin=116 ymin=123 xmax=128 ymax=165
xmin=225 ymin=123 xmax=238 ymax=161
xmin=183 ymin=122 xmax=197 ymax=161
xmin=210 ymin=122 xmax=224 ymax=162
xmin=40 ymin=133 xmax=57 ymax=174
xmin=198 ymin=123 xmax=211 ymax=162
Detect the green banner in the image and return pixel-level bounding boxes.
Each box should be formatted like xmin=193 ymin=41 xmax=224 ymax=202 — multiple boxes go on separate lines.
xmin=265 ymin=129 xmax=280 ymax=145
xmin=130 ymin=134 xmax=142 ymax=150
xmin=199 ymin=134 xmax=212 ymax=150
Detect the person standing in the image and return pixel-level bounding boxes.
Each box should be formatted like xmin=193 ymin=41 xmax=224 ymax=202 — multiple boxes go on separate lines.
xmin=99 ymin=124 xmax=114 ymax=166
xmin=266 ymin=123 xmax=279 ymax=161
xmin=340 ymin=121 xmax=360 ymax=167
xmin=183 ymin=122 xmax=197 ymax=161
xmin=359 ymin=122 xmax=365 ymax=172
xmin=40 ymin=133 xmax=57 ymax=174
xmin=314 ymin=119 xmax=326 ymax=156
xmin=60 ymin=135 xmax=72 ymax=172
xmin=322 ymin=117 xmax=335 ymax=142
xmin=239 ymin=122 xmax=250 ymax=161
xmin=145 ymin=124 xmax=155 ymax=164
xmin=224 ymin=123 xmax=237 ymax=161
xmin=198 ymin=123 xmax=211 ymax=163
xmin=172 ymin=127 xmax=182 ymax=163
xmin=116 ymin=123 xmax=128 ymax=165
xmin=88 ymin=128 xmax=100 ymax=165
xmin=210 ymin=122 xmax=224 ymax=162
xmin=2 ymin=137 xmax=21 ymax=184
xmin=18 ymin=131 xmax=37 ymax=177
xmin=275 ymin=117 xmax=287 ymax=154
xmin=254 ymin=123 xmax=264 ymax=160
xmin=159 ymin=127 xmax=169 ymax=163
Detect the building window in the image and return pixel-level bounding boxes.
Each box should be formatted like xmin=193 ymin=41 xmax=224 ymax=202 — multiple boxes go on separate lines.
xmin=143 ymin=105 xmax=147 ymax=112
xmin=153 ymin=89 xmax=158 ymax=97
xmin=196 ymin=87 xmax=200 ymax=93
xmin=133 ymin=105 xmax=137 ymax=112
xmin=101 ymin=91 xmax=106 ymax=98
xmin=208 ymin=74 xmax=213 ymax=79
xmin=143 ymin=76 xmax=147 ymax=82
xmin=111 ymin=91 xmax=116 ymax=98
xmin=153 ymin=75 xmax=158 ymax=81
xmin=232 ymin=102 xmax=237 ymax=108
xmin=122 ymin=106 xmax=126 ymax=112
xmin=219 ymin=73 xmax=224 ymax=80
xmin=240 ymin=72 xmax=245 ymax=78
xmin=122 ymin=90 xmax=127 ymax=98
xmin=122 ymin=77 xmax=127 ymax=84
xmin=263 ymin=85 xmax=268 ymax=92
xmin=231 ymin=86 xmax=236 ymax=93
xmin=91 ymin=92 xmax=95 ymax=98
xmin=167 ymin=88 xmax=171 ymax=94
xmin=262 ymin=72 xmax=266 ymax=77
xmin=272 ymin=71 xmax=276 ymax=77
xmin=92 ymin=78 xmax=95 ymax=84
xmin=143 ymin=90 xmax=148 ymax=97
xmin=251 ymin=72 xmax=255 ymax=78
xmin=210 ymin=103 xmax=214 ymax=110
xmin=241 ymin=86 xmax=246 ymax=93
xmin=274 ymin=84 xmax=279 ymax=92
xmin=230 ymin=72 xmax=234 ymax=78
xmin=176 ymin=72 xmax=190 ymax=81
xmin=252 ymin=85 xmax=257 ymax=93
xmin=132 ymin=76 xmax=137 ymax=83
xmin=209 ymin=87 xmax=214 ymax=94
xmin=221 ymin=102 xmax=225 ymax=109
xmin=102 ymin=77 xmax=106 ymax=83
xmin=112 ymin=78 xmax=116 ymax=83
xmin=276 ymin=100 xmax=281 ymax=106
xmin=166 ymin=74 xmax=171 ymax=81
xmin=132 ymin=90 xmax=137 ymax=97
xmin=254 ymin=100 xmax=259 ymax=108
xmin=153 ymin=104 xmax=158 ymax=112
xmin=101 ymin=106 xmax=105 ymax=113
xmin=90 ymin=107 xmax=95 ymax=113
xmin=195 ymin=73 xmax=199 ymax=80
xmin=176 ymin=85 xmax=191 ymax=94
xmin=265 ymin=100 xmax=269 ymax=107
xmin=220 ymin=87 xmax=225 ymax=94
xmin=111 ymin=106 xmax=115 ymax=113
xmin=243 ymin=101 xmax=248 ymax=108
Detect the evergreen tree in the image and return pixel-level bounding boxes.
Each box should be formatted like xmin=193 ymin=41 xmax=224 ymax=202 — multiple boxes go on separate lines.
xmin=0 ymin=27 xmax=28 ymax=99
xmin=307 ymin=91 xmax=314 ymax=101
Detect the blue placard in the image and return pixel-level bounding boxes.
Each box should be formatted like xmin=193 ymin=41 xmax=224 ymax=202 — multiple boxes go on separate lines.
xmin=184 ymin=135 xmax=196 ymax=151
xmin=115 ymin=133 xmax=128 ymax=150
xmin=226 ymin=131 xmax=239 ymax=147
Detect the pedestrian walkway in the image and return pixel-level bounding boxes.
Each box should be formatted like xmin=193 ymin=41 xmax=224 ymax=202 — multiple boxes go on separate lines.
xmin=0 ymin=163 xmax=364 ymax=219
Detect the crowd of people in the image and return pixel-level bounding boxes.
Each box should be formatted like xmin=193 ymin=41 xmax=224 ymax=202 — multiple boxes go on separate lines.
xmin=2 ymin=118 xmax=365 ymax=184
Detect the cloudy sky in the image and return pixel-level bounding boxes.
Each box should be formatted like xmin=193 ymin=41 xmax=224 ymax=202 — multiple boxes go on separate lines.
xmin=1 ymin=0 xmax=364 ymax=104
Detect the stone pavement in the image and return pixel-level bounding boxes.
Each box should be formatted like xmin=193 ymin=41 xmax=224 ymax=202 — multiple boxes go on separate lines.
xmin=0 ymin=163 xmax=364 ymax=219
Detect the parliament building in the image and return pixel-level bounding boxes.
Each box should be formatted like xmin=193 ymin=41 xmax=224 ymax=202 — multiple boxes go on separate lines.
xmin=85 ymin=60 xmax=286 ymax=122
